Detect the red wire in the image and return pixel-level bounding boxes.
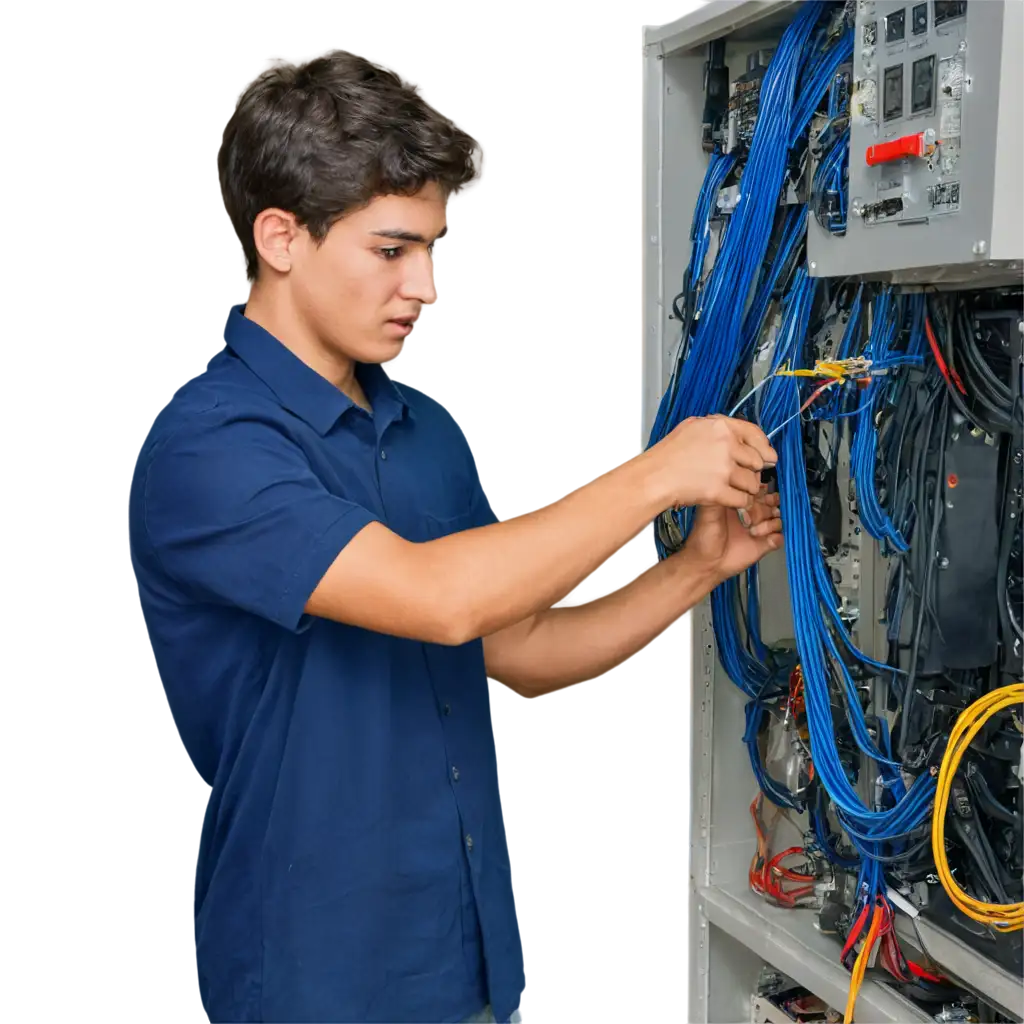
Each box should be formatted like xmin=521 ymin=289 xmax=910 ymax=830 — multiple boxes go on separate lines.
xmin=748 ymin=795 xmax=818 ymax=908
xmin=841 ymin=903 xmax=870 ymax=963
xmin=768 ymin=847 xmax=816 ymax=881
xmin=874 ymin=902 xmax=948 ymax=985
xmin=907 ymin=960 xmax=946 ymax=984
xmin=800 ymin=378 xmax=840 ymax=413
xmin=924 ymin=313 xmax=967 ymax=395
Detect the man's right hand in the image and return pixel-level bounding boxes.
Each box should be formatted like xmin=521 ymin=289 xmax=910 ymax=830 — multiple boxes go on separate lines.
xmin=649 ymin=415 xmax=777 ymax=510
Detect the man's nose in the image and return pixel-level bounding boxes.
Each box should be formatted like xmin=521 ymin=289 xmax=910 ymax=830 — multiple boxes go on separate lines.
xmin=400 ymin=252 xmax=437 ymax=305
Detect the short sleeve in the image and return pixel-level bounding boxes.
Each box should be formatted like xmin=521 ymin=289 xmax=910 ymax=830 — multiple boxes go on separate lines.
xmin=140 ymin=416 xmax=380 ymax=632
xmin=462 ymin=427 xmax=499 ymax=530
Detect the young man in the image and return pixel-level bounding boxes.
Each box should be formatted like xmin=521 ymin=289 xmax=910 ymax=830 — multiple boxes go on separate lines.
xmin=129 ymin=50 xmax=782 ymax=1024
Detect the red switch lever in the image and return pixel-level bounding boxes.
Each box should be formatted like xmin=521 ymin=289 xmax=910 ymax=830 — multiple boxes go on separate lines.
xmin=866 ymin=132 xmax=927 ymax=166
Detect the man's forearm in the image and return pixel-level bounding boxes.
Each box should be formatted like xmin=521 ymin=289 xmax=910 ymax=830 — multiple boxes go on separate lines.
xmin=428 ymin=453 xmax=667 ymax=643
xmin=486 ymin=547 xmax=721 ymax=697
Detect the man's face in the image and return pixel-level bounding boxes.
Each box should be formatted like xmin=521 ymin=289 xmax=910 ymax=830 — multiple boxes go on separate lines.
xmin=287 ymin=182 xmax=448 ymax=365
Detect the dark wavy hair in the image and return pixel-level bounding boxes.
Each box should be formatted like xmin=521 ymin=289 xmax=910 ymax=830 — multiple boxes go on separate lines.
xmin=218 ymin=50 xmax=482 ymax=281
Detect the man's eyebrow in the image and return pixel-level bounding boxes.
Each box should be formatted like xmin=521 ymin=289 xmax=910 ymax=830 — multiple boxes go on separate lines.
xmin=368 ymin=226 xmax=448 ymax=244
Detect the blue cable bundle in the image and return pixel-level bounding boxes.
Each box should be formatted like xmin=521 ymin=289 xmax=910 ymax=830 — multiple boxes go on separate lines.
xmin=811 ymin=123 xmax=849 ymax=235
xmin=689 ymin=151 xmax=737 ymax=296
xmin=756 ymin=269 xmax=935 ymax=886
xmin=736 ymin=205 xmax=807 ymax=386
xmin=647 ymin=0 xmax=826 ymax=452
xmin=789 ymin=28 xmax=853 ymax=149
xmin=850 ymin=290 xmax=927 ymax=552
xmin=654 ymin=150 xmax=739 ymax=448
xmin=644 ymin=5 xmax=882 ymax=825
xmin=707 ymin=205 xmax=807 ymax=681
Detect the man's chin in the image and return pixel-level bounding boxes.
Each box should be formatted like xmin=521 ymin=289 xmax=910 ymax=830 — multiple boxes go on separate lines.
xmin=375 ymin=337 xmax=405 ymax=362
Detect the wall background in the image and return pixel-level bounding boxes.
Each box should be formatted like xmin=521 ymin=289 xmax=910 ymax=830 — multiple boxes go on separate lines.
xmin=2 ymin=1 xmax=703 ymax=1019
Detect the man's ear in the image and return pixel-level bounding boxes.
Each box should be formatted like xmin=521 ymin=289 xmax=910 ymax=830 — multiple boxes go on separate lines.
xmin=252 ymin=208 xmax=298 ymax=275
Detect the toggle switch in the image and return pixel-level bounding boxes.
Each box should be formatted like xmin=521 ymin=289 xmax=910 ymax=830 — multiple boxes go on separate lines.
xmin=866 ymin=130 xmax=936 ymax=167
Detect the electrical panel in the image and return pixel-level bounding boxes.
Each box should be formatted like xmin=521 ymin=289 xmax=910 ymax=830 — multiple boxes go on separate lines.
xmin=806 ymin=0 xmax=1023 ymax=283
xmin=640 ymin=2 xmax=1023 ymax=1022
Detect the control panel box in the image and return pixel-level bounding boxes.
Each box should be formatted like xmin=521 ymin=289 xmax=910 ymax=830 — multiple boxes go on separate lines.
xmin=807 ymin=0 xmax=1023 ymax=284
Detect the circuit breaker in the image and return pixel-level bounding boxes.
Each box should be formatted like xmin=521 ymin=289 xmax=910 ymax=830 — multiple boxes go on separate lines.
xmin=806 ymin=0 xmax=1023 ymax=282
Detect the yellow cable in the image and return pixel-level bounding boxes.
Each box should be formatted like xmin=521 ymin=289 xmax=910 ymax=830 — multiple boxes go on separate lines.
xmin=775 ymin=357 xmax=872 ymax=381
xmin=843 ymin=903 xmax=883 ymax=1023
xmin=931 ymin=683 xmax=1024 ymax=931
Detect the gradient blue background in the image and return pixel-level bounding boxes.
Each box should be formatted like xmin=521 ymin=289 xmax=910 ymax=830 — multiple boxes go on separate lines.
xmin=2 ymin=4 xmax=688 ymax=1019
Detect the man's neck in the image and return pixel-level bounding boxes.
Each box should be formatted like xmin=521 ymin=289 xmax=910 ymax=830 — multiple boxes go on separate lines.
xmin=243 ymin=284 xmax=371 ymax=411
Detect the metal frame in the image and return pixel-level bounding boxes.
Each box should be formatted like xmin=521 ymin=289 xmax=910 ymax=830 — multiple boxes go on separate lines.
xmin=640 ymin=4 xmax=1024 ymax=1021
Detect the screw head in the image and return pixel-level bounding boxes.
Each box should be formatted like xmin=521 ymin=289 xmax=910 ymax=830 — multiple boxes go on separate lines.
xmin=972 ymin=240 xmax=987 ymax=255
xmin=938 ymin=556 xmax=949 ymax=569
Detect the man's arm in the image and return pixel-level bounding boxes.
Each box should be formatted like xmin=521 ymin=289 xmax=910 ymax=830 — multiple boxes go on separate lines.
xmin=482 ymin=493 xmax=783 ymax=697
xmin=482 ymin=545 xmax=718 ymax=698
xmin=307 ymin=417 xmax=777 ymax=645
xmin=307 ymin=453 xmax=663 ymax=645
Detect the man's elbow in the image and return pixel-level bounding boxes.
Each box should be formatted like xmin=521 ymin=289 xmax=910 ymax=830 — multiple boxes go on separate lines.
xmin=428 ymin=589 xmax=483 ymax=647
xmin=434 ymin=615 xmax=478 ymax=647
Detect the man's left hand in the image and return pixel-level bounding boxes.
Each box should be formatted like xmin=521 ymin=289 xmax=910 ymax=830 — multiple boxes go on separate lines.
xmin=685 ymin=486 xmax=783 ymax=582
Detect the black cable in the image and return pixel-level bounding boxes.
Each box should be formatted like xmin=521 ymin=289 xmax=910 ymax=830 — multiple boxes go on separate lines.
xmin=899 ymin=390 xmax=949 ymax=762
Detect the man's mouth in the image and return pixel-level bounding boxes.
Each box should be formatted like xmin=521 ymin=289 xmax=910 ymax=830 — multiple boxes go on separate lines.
xmin=387 ymin=318 xmax=416 ymax=336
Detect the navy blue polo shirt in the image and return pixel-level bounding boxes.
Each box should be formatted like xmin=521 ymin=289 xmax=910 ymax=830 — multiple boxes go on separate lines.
xmin=128 ymin=305 xmax=524 ymax=1023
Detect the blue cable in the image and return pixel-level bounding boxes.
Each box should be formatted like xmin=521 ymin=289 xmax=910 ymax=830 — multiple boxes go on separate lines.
xmin=850 ymin=290 xmax=927 ymax=553
xmin=648 ymin=0 xmax=826 ymax=449
xmin=756 ymin=278 xmax=935 ymax=873
xmin=646 ymin=8 xmax=937 ymax=864
xmin=650 ymin=150 xmax=738 ymax=447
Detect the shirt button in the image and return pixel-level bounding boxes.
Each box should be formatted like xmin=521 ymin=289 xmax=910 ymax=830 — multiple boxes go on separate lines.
xmin=451 ymin=766 xmax=460 ymax=782
xmin=380 ymin=449 xmax=387 ymax=460
xmin=465 ymin=834 xmax=474 ymax=851
xmin=443 ymin=703 xmax=451 ymax=716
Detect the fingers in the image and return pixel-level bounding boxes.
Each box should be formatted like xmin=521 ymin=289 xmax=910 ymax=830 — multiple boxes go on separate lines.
xmin=742 ymin=503 xmax=765 ymax=528
xmin=729 ymin=466 xmax=763 ymax=497
xmin=715 ymin=486 xmax=756 ymax=509
xmin=717 ymin=417 xmax=778 ymax=466
xmin=750 ymin=514 xmax=783 ymax=539
xmin=729 ymin=441 xmax=767 ymax=473
xmin=756 ymin=489 xmax=782 ymax=518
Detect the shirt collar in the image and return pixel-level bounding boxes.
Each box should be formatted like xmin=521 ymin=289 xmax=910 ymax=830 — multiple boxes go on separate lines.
xmin=223 ymin=304 xmax=412 ymax=436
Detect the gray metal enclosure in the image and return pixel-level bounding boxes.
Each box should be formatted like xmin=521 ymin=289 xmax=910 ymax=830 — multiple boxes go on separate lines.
xmin=639 ymin=3 xmax=1023 ymax=1021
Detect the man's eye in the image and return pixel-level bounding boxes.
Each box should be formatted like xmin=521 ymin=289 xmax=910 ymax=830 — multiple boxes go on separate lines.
xmin=379 ymin=247 xmax=402 ymax=260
